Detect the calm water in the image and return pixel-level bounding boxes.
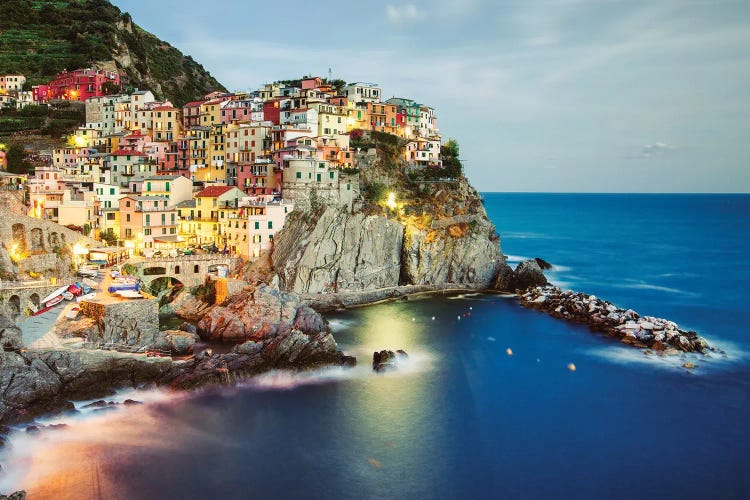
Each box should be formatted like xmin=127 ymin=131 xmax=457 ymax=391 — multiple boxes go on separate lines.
xmin=2 ymin=194 xmax=749 ymax=499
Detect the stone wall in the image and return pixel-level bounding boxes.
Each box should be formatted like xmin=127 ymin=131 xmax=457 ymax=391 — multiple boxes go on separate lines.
xmin=213 ymin=277 xmax=249 ymax=304
xmin=80 ymin=298 xmax=160 ymax=347
xmin=0 ymin=284 xmax=61 ymax=321
xmin=0 ymin=209 xmax=98 ymax=256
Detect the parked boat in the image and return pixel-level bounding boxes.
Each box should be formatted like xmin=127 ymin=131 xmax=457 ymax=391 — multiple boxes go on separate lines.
xmin=108 ymin=283 xmax=141 ymax=294
xmin=41 ymin=286 xmax=69 ymax=306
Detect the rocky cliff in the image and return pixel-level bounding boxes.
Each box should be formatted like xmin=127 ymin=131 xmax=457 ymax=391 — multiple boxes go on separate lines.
xmin=272 ymin=172 xmax=505 ymax=296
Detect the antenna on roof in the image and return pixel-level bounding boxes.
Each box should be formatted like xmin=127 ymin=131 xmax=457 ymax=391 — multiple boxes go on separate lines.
xmin=328 ymin=68 xmax=332 ymax=81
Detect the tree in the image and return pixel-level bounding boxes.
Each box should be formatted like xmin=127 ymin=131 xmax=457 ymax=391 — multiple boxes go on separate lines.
xmin=100 ymin=228 xmax=118 ymax=246
xmin=5 ymin=144 xmax=31 ymax=174
xmin=82 ymin=223 xmax=91 ymax=237
xmin=442 ymin=138 xmax=460 ymax=160
xmin=101 ymin=81 xmax=121 ymax=96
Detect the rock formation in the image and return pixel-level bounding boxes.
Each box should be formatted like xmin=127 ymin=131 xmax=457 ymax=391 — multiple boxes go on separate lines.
xmin=198 ymin=284 xmax=328 ymax=341
xmin=272 ymin=177 xmax=504 ymax=296
xmin=518 ymin=286 xmax=714 ymax=353
xmin=272 ymin=208 xmax=404 ymax=294
xmin=492 ymin=259 xmax=548 ymax=293
xmin=372 ymin=349 xmax=409 ymax=372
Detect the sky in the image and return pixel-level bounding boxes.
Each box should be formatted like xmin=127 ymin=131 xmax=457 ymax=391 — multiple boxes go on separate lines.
xmin=116 ymin=0 xmax=750 ymax=193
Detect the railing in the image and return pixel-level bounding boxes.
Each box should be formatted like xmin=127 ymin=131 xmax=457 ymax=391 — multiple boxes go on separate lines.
xmin=130 ymin=254 xmax=236 ymax=263
xmin=0 ymin=278 xmax=56 ymax=290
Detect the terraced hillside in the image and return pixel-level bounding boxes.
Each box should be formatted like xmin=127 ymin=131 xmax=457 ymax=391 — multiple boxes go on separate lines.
xmin=0 ymin=0 xmax=226 ymax=106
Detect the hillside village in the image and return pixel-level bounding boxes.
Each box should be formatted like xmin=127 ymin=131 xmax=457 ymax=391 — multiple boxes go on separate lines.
xmin=0 ymin=70 xmax=450 ymax=261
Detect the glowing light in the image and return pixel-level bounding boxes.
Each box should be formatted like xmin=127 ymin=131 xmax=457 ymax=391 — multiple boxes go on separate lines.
xmin=72 ymin=242 xmax=88 ymax=256
xmin=9 ymin=243 xmax=25 ymax=262
xmin=386 ymin=192 xmax=397 ymax=210
xmin=506 ymin=348 xmax=513 ymax=356
xmin=567 ymin=363 xmax=577 ymax=372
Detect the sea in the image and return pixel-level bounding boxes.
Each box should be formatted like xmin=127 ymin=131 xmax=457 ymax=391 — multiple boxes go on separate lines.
xmin=1 ymin=193 xmax=749 ymax=499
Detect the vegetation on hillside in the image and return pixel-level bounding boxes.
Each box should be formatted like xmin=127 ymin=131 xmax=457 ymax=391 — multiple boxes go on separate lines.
xmin=0 ymin=102 xmax=84 ymax=137
xmin=0 ymin=0 xmax=226 ymax=105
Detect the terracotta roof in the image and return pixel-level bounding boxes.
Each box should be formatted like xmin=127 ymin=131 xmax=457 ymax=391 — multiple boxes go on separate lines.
xmin=195 ymin=185 xmax=235 ymax=198
xmin=184 ymin=100 xmax=207 ymax=107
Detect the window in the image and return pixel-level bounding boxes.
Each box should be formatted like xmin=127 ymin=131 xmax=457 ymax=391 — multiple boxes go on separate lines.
xmin=144 ymin=228 xmax=151 ymax=236
xmin=194 ymin=264 xmax=200 ymax=273
xmin=254 ymin=221 xmax=259 ymax=230
xmin=109 ymin=188 xmax=115 ymax=195
xmin=296 ymin=172 xmax=301 ymax=179
xmin=329 ymin=172 xmax=334 ymax=179
xmin=316 ymin=174 xmax=321 ymax=182
xmin=126 ymin=214 xmax=131 ymax=222
xmin=145 ymin=214 xmax=150 ymax=226
xmin=268 ymin=221 xmax=273 ymax=229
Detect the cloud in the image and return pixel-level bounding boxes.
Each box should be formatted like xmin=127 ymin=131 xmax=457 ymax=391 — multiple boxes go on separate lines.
xmin=623 ymin=142 xmax=677 ymax=160
xmin=642 ymin=142 xmax=676 ymax=155
xmin=386 ymin=4 xmax=421 ymax=24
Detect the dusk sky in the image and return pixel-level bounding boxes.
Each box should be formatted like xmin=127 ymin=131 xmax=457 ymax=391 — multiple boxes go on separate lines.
xmin=116 ymin=0 xmax=750 ymax=193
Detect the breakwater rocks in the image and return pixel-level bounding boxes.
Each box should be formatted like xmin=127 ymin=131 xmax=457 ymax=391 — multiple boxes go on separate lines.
xmin=519 ymin=286 xmax=713 ymax=353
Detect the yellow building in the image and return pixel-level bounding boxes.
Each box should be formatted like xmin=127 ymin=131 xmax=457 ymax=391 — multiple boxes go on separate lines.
xmin=193 ymin=185 xmax=245 ymax=244
xmin=309 ymin=102 xmax=347 ymax=137
xmin=152 ymin=105 xmax=182 ymax=142
xmin=346 ymin=105 xmax=370 ymax=132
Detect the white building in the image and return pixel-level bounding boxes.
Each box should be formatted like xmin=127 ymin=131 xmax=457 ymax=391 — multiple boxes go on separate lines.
xmin=343 ymin=82 xmax=381 ymax=104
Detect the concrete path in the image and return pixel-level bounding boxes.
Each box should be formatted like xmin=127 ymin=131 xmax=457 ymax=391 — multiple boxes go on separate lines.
xmin=18 ymin=302 xmax=66 ymax=347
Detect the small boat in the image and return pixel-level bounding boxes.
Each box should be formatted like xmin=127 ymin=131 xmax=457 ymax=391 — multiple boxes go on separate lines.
xmin=108 ymin=283 xmax=140 ymax=294
xmin=62 ymin=291 xmax=74 ymax=301
xmin=44 ymin=295 xmax=63 ymax=308
xmin=116 ymin=290 xmax=143 ymax=299
xmin=76 ymin=292 xmax=96 ymax=303
xmin=41 ymin=286 xmax=69 ymax=305
xmin=81 ymin=278 xmax=98 ymax=289
xmin=66 ymin=307 xmax=80 ymax=319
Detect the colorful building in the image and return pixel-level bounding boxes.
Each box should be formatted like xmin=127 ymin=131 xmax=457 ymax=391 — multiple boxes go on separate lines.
xmin=33 ymin=69 xmax=120 ymax=103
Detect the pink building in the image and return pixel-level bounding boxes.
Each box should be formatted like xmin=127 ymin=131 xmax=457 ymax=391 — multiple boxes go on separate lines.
xmin=301 ymin=77 xmax=323 ymax=90
xmin=33 ymin=69 xmax=120 ymax=103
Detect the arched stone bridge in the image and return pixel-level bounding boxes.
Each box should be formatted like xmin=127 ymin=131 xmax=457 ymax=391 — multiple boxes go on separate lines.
xmin=0 ymin=281 xmax=63 ymax=320
xmin=128 ymin=255 xmax=241 ymax=289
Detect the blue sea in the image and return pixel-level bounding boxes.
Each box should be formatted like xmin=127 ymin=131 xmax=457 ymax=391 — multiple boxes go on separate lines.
xmin=1 ymin=194 xmax=749 ymax=499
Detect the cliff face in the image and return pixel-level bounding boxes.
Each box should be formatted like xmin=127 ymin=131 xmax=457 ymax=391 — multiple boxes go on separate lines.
xmin=273 ymin=209 xmax=404 ymax=294
xmin=272 ymin=175 xmax=504 ymax=295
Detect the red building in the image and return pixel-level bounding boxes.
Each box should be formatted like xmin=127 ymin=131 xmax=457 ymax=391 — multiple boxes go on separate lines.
xmin=33 ymin=68 xmax=121 ymax=102
xmin=263 ymin=99 xmax=281 ymax=125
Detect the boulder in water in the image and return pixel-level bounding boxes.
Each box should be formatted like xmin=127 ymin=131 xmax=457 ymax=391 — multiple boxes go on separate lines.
xmin=514 ymin=259 xmax=548 ymax=291
xmin=534 ymin=257 xmax=553 ymax=270
xmin=373 ymin=349 xmax=408 ymax=372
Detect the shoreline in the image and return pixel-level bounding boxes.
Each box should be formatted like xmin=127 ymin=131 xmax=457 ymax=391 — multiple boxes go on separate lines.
xmin=1 ymin=280 xmax=715 ymax=429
